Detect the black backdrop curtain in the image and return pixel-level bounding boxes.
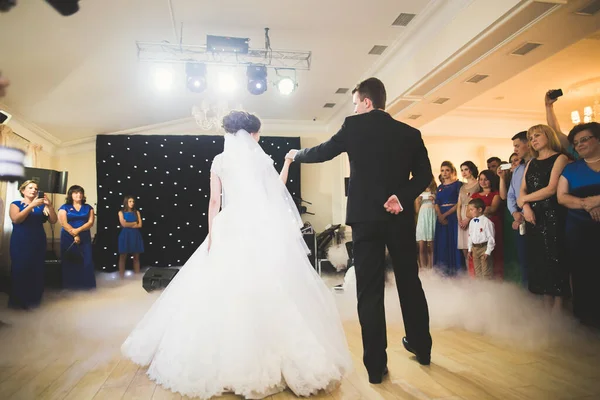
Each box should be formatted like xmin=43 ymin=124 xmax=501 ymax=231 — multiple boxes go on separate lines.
xmin=95 ymin=134 xmax=301 ymax=271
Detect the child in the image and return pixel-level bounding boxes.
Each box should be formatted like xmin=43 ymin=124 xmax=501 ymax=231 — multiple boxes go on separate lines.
xmin=415 ymin=179 xmax=437 ymax=269
xmin=118 ymin=196 xmax=144 ymax=278
xmin=467 ymin=198 xmax=495 ymax=279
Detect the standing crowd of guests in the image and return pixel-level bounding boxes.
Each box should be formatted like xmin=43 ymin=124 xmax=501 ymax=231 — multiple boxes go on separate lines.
xmin=415 ymin=119 xmax=600 ymax=329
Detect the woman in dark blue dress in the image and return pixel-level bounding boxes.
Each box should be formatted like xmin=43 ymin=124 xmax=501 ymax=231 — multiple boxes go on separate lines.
xmin=58 ymin=185 xmax=96 ymax=290
xmin=8 ymin=180 xmax=58 ymax=309
xmin=118 ymin=195 xmax=144 ymax=278
xmin=558 ymin=122 xmax=600 ymax=328
xmin=433 ymin=161 xmax=463 ymax=275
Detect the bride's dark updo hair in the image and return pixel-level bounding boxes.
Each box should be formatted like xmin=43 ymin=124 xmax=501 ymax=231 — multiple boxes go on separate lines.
xmin=222 ymin=110 xmax=261 ymax=134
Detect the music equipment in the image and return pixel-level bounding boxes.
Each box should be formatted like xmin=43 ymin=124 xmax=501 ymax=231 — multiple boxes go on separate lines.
xmin=142 ymin=267 xmax=179 ymax=292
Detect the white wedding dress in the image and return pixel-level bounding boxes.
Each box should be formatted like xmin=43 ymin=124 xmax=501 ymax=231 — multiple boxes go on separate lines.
xmin=121 ymin=130 xmax=352 ymax=399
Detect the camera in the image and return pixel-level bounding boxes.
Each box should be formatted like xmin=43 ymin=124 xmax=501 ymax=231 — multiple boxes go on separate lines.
xmin=499 ymin=163 xmax=512 ymax=171
xmin=548 ymin=89 xmax=563 ymax=100
xmin=38 ymin=190 xmax=45 ymax=199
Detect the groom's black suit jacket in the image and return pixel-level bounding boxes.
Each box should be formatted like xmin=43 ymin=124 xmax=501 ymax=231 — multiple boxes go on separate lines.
xmin=295 ymin=109 xmax=432 ymax=225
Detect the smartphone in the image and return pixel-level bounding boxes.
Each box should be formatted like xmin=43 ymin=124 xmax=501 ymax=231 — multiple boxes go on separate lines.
xmin=499 ymin=163 xmax=512 ymax=171
xmin=38 ymin=190 xmax=45 ymax=199
xmin=548 ymin=89 xmax=563 ymax=100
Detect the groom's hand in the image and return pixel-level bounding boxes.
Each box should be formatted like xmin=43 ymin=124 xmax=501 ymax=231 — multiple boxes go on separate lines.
xmin=285 ymin=149 xmax=298 ymax=161
xmin=384 ymin=195 xmax=403 ymax=215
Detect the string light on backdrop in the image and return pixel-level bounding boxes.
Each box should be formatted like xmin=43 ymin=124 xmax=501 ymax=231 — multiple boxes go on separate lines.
xmin=95 ymin=134 xmax=301 ymax=272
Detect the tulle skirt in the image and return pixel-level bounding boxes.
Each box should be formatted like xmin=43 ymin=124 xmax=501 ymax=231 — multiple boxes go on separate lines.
xmin=121 ymin=205 xmax=352 ymax=399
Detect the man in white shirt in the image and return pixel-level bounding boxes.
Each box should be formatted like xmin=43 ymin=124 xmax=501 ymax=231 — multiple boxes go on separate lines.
xmin=467 ymin=198 xmax=496 ymax=279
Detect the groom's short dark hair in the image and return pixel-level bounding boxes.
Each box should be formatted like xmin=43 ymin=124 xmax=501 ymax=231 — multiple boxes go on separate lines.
xmin=352 ymin=78 xmax=386 ymax=110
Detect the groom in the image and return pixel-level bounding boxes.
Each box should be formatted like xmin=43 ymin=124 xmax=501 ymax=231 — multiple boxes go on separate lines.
xmin=286 ymin=77 xmax=433 ymax=383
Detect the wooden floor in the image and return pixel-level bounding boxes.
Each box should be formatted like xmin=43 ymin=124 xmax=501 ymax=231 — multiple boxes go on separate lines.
xmin=1 ymin=321 xmax=599 ymax=400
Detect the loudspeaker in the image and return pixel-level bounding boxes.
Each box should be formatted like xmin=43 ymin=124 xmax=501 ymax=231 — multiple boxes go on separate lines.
xmin=22 ymin=167 xmax=69 ymax=194
xmin=44 ymin=259 xmax=62 ymax=289
xmin=142 ymin=267 xmax=179 ymax=292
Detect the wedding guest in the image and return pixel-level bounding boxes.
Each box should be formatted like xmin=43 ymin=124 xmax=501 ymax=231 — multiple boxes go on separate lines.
xmin=557 ymin=122 xmax=600 ymax=327
xmin=467 ymin=198 xmax=495 ymax=279
xmin=118 ymin=196 xmax=144 ymax=278
xmin=456 ymin=161 xmax=479 ymax=271
xmin=505 ymin=131 xmax=531 ymax=286
xmin=518 ymin=125 xmax=569 ymax=312
xmin=433 ymin=161 xmax=462 ymax=275
xmin=8 ymin=180 xmax=57 ymax=308
xmin=58 ymin=185 xmax=96 ymax=289
xmin=471 ymin=170 xmax=503 ymax=279
xmin=415 ymin=179 xmax=437 ymax=269
xmin=487 ymin=157 xmax=502 ymax=174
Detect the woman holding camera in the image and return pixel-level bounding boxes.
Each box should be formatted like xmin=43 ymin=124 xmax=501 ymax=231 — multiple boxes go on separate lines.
xmin=8 ymin=180 xmax=57 ymax=309
xmin=58 ymin=185 xmax=96 ymax=290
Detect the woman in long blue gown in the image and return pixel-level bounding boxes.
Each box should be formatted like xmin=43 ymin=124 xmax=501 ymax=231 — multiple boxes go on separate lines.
xmin=433 ymin=161 xmax=463 ymax=275
xmin=58 ymin=185 xmax=96 ymax=290
xmin=8 ymin=180 xmax=58 ymax=309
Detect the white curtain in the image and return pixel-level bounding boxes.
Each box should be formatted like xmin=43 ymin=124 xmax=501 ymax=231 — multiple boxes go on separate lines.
xmin=0 ymin=125 xmax=38 ymax=276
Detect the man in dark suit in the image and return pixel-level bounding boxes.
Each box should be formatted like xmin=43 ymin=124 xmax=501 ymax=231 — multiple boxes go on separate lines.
xmin=286 ymin=78 xmax=433 ymax=383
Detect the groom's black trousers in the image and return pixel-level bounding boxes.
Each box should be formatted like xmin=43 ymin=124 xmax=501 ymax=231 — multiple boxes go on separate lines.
xmin=351 ymin=215 xmax=432 ymax=375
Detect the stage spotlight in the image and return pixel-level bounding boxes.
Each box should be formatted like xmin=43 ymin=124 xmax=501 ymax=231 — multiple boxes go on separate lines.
xmin=247 ymin=65 xmax=267 ymax=95
xmin=186 ymin=63 xmax=207 ymax=93
xmin=277 ymin=77 xmax=296 ymax=95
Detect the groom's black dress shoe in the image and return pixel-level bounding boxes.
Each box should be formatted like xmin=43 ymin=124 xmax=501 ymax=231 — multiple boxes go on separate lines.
xmin=402 ymin=337 xmax=430 ymax=365
xmin=368 ymin=366 xmax=388 ymax=384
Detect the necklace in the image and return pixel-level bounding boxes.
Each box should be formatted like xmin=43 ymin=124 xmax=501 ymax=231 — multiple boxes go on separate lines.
xmin=584 ymin=156 xmax=600 ymax=164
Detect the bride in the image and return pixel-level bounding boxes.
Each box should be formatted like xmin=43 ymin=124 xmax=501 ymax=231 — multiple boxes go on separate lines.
xmin=121 ymin=111 xmax=352 ymax=399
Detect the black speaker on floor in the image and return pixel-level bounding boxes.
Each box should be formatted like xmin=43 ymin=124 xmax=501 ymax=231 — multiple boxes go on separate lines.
xmin=44 ymin=259 xmax=62 ymax=289
xmin=142 ymin=267 xmax=179 ymax=292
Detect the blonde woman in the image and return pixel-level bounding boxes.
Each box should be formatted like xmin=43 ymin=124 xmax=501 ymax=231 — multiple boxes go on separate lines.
xmin=8 ymin=180 xmax=57 ymax=309
xmin=518 ymin=124 xmax=569 ymax=312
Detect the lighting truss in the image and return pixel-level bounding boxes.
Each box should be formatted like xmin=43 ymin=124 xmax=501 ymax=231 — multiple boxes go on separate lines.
xmin=136 ymin=41 xmax=312 ymax=70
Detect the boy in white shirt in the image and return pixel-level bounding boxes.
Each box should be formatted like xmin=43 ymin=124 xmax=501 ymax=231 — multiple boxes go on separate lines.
xmin=467 ymin=198 xmax=495 ymax=279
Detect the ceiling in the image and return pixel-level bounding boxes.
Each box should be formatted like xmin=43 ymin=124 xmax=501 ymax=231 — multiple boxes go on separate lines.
xmin=0 ymin=0 xmax=432 ymax=142
xmin=461 ymin=33 xmax=600 ymax=129
xmin=393 ymin=0 xmax=600 ymax=135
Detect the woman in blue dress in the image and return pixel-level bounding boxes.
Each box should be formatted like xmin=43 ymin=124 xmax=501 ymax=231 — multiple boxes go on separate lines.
xmin=433 ymin=161 xmax=463 ymax=275
xmin=557 ymin=122 xmax=600 ymax=328
xmin=118 ymin=195 xmax=144 ymax=278
xmin=8 ymin=180 xmax=58 ymax=309
xmin=58 ymin=185 xmax=96 ymax=289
